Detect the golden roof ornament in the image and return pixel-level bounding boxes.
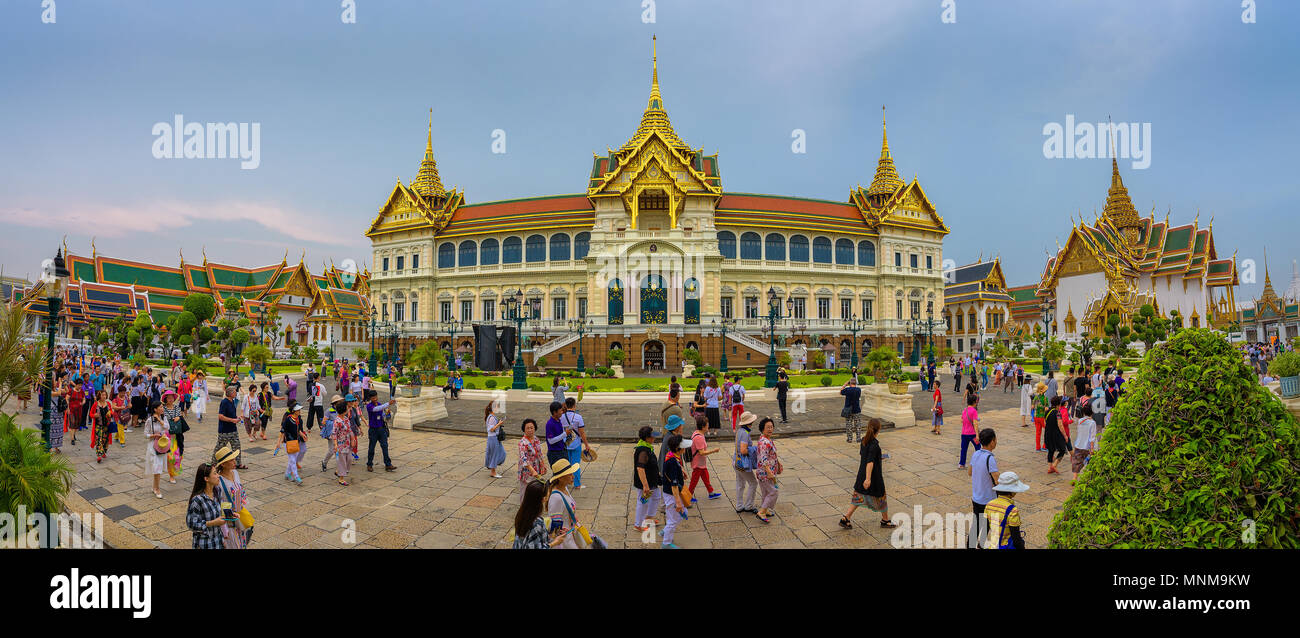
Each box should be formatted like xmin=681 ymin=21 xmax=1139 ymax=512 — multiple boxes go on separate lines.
xmin=618 ymin=35 xmax=691 ymax=154
xmin=1102 ymin=119 xmax=1142 ymax=239
xmin=412 ymin=108 xmax=447 ymax=199
xmin=866 ymin=105 xmax=905 ymax=200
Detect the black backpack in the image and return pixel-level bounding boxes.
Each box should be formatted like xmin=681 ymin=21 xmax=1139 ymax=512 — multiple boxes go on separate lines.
xmin=731 ymin=386 xmax=744 ymax=404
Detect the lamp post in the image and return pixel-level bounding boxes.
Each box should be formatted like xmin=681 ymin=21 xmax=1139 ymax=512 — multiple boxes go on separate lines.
xmin=711 ymin=317 xmax=736 ymax=373
xmin=499 ymin=289 xmax=529 ymax=390
xmin=764 ymin=287 xmax=792 ymax=388
xmin=368 ymin=306 xmax=378 ymax=377
xmin=977 ymin=317 xmax=985 ymax=362
xmin=39 ymin=248 xmax=69 ymax=453
xmin=1040 ymin=298 xmax=1055 ymax=375
xmin=568 ymin=317 xmax=590 ymax=374
xmin=438 ymin=318 xmax=462 ymax=372
xmin=843 ymin=314 xmax=868 ymax=369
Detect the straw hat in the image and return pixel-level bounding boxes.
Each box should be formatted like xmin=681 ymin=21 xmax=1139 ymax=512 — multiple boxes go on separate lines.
xmin=582 ymin=447 xmax=598 ymax=463
xmin=993 ymin=471 xmax=1031 ymax=493
xmin=736 ymin=411 xmax=758 ymax=427
xmin=549 ymin=458 xmax=581 ymax=481
xmin=213 ymin=445 xmax=240 ymax=466
xmin=330 ymin=394 xmax=344 ymax=405
xmin=1035 ymin=382 xmax=1047 ymax=394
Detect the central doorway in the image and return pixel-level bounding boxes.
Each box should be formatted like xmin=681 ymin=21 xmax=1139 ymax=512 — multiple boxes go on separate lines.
xmin=642 ymin=340 xmax=665 ymax=371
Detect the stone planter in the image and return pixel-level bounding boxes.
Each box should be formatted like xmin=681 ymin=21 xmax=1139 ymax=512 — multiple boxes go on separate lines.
xmin=611 ymin=364 xmax=624 ymax=378
xmin=887 ymin=382 xmax=910 ymax=395
xmin=396 ymin=385 xmax=422 ymax=398
xmin=1281 ymin=375 xmax=1300 ymax=399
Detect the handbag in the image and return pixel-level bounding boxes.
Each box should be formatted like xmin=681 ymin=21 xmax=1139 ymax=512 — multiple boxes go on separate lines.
xmin=153 ymin=422 xmax=172 ymax=454
xmin=219 ymin=477 xmax=255 ymax=530
xmin=286 ymin=439 xmax=300 ymax=455
xmin=840 ymin=406 xmax=853 ymax=418
xmin=558 ymin=493 xmax=593 ymax=548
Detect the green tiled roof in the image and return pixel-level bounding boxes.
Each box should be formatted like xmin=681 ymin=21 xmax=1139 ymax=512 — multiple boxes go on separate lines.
xmin=101 ymin=262 xmax=186 ymax=291
xmin=1164 ymin=226 xmax=1192 ymax=250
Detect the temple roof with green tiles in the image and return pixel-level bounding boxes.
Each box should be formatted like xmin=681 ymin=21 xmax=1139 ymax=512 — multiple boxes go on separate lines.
xmin=14 ymin=248 xmax=370 ymax=326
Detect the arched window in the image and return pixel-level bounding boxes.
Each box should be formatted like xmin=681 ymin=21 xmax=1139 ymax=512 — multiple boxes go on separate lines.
xmin=683 ymin=277 xmax=700 ymax=324
xmin=525 ymin=234 xmax=546 ymax=262
xmin=764 ymin=233 xmax=786 ymax=261
xmin=812 ymin=236 xmax=832 ymax=263
xmin=740 ymin=232 xmax=762 ymax=260
xmin=458 ymin=240 xmax=477 ymax=267
xmin=480 ymin=238 xmax=499 ymax=266
xmin=607 ymin=279 xmax=624 ymax=325
xmin=790 ymin=235 xmax=809 ymax=262
xmin=858 ymin=240 xmax=876 ymax=266
xmin=835 ymin=238 xmax=854 ymax=265
xmin=549 ymin=233 xmax=570 ymax=261
xmin=573 ymin=232 xmax=590 ymax=260
xmin=717 ymin=231 xmax=736 ymax=259
xmin=502 ymin=237 xmax=522 ymax=264
xmin=437 ymin=243 xmax=455 ymax=268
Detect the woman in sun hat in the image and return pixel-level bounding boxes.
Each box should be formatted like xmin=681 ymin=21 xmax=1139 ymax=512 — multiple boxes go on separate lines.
xmin=213 ymin=445 xmax=251 ymax=549
xmin=982 ymin=471 xmax=1030 ymax=549
xmin=547 ymin=458 xmax=584 ymax=549
xmin=161 ymin=389 xmax=186 ymax=482
xmin=276 ymin=401 xmax=306 ymax=485
xmin=732 ymin=410 xmax=759 ymax=514
xmin=754 ymin=417 xmax=782 ymax=523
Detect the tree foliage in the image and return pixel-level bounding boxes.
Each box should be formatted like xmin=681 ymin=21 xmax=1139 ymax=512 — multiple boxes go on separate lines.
xmin=1049 ymin=329 xmax=1300 ymax=548
xmin=1103 ymin=312 xmax=1132 ymax=355
xmin=1130 ymin=304 xmax=1167 ymax=351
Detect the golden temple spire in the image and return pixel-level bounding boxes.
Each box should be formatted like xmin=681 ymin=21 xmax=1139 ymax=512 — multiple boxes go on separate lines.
xmin=618 ymin=35 xmax=690 ymax=154
xmin=412 ymin=108 xmax=446 ymax=199
xmin=1102 ymin=120 xmax=1142 ymax=247
xmin=91 ymin=236 xmax=97 ymax=259
xmin=866 ymin=105 xmax=905 ymax=201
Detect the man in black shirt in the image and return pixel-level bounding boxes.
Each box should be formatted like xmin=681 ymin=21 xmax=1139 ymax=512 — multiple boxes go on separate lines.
xmin=775 ymin=372 xmax=790 ymax=423
xmin=214 ymin=385 xmax=248 ymax=469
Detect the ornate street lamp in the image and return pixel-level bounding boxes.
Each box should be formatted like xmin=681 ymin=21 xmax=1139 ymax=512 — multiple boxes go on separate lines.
xmin=438 ymin=318 xmax=463 ymax=372
xmin=568 ymin=317 xmax=591 ymax=374
xmin=1040 ymin=298 xmax=1056 ymax=375
xmin=39 ymin=248 xmax=69 ymax=452
xmin=764 ymin=286 xmax=792 ymax=388
xmin=368 ymin=305 xmax=378 ymax=376
xmin=843 ymin=313 xmax=868 ymax=369
xmin=499 ymin=289 xmax=530 ymax=390
xmin=711 ymin=317 xmax=737 ymax=373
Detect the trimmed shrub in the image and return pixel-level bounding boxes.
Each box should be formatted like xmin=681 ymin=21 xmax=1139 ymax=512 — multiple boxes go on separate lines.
xmin=820 ymin=375 xmax=832 ymax=386
xmin=529 ymin=384 xmax=543 ymax=392
xmin=464 ymin=382 xmax=477 ymax=390
xmin=1048 ymin=329 xmax=1300 ymax=548
xmin=695 ymin=365 xmax=717 ymax=377
xmin=484 ymin=379 xmax=497 ymax=389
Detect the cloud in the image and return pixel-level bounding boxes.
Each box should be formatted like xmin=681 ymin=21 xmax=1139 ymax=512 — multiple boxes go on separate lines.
xmin=0 ymin=200 xmax=351 ymax=247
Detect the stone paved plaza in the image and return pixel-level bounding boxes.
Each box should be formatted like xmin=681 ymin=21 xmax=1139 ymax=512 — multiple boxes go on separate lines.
xmin=19 ymin=374 xmax=1078 ymax=549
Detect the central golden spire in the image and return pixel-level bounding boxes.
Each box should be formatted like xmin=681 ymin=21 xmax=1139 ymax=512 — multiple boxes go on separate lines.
xmin=1102 ymin=120 xmax=1141 ymax=244
xmin=866 ymin=105 xmax=905 ymax=201
xmin=412 ymin=108 xmax=446 ymax=199
xmin=618 ymin=35 xmax=690 ymax=154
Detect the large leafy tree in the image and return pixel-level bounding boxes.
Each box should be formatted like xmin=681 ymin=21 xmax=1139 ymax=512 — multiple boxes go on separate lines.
xmin=0 ymin=302 xmax=72 ymax=516
xmin=1049 ymin=329 xmax=1300 ymax=547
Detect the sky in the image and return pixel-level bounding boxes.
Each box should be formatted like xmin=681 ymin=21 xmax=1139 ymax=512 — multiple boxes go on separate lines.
xmin=2 ymin=0 xmax=1297 ymax=303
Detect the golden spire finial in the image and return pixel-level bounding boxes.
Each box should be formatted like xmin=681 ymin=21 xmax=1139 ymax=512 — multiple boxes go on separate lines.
xmin=1194 ymin=208 xmax=1200 ymax=227
xmin=866 ymin=105 xmax=904 ymax=201
xmin=202 ymin=246 xmax=207 ymax=264
xmin=617 ymin=35 xmax=690 ymax=154
xmin=178 ymin=248 xmax=184 ymax=264
xmin=91 ymin=236 xmax=97 ymax=259
xmin=61 ymin=234 xmax=68 ymax=256
xmin=412 ymin=108 xmax=446 ymax=198
xmin=299 ymin=249 xmax=306 ymax=264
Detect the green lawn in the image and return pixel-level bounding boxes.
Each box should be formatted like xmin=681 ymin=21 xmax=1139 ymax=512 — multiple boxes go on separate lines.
xmin=415 ymin=372 xmax=875 ymax=392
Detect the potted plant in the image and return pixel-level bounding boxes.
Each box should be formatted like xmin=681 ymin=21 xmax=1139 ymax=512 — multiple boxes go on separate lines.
xmin=886 ymin=362 xmax=910 ymax=395
xmin=863 ymin=347 xmax=899 ymax=384
xmin=394 ymin=375 xmax=421 ymax=397
xmin=1270 ymin=351 xmax=1300 ymax=398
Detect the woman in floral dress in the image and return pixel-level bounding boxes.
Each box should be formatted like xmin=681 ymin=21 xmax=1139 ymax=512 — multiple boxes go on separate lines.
xmin=754 ymin=417 xmax=782 ymax=523
xmin=214 ymin=446 xmax=251 ymax=549
xmin=516 ymin=418 xmax=546 ymax=503
xmin=330 ymin=394 xmax=359 ymax=486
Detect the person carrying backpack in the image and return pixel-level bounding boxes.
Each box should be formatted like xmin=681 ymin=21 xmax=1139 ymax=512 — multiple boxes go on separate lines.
xmin=728 ymin=377 xmax=746 ymax=432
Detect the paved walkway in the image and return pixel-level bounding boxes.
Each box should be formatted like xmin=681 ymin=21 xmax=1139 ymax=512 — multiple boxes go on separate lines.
xmin=17 ymin=375 xmax=1076 ymax=549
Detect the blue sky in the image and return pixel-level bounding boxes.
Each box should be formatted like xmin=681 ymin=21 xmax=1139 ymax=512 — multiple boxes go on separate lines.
xmin=2 ymin=0 xmax=1296 ymax=302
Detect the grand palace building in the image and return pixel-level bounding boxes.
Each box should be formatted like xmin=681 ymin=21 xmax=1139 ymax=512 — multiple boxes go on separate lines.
xmin=365 ymin=41 xmax=951 ymax=371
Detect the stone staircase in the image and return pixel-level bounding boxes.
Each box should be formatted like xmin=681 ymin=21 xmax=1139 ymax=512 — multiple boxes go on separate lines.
xmin=728 ymin=330 xmax=774 ymax=354
xmin=533 ymin=333 xmax=580 ymax=359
